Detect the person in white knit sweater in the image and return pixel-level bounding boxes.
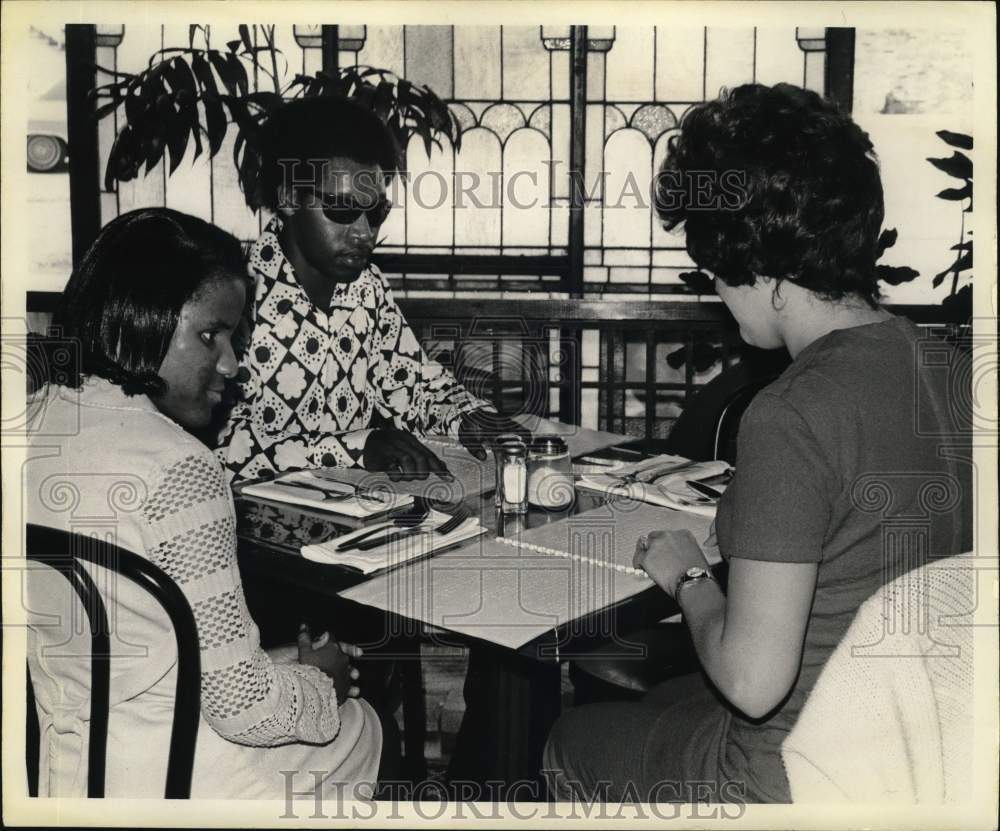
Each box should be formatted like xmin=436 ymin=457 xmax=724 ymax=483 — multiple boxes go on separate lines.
xmin=25 ymin=208 xmax=384 ymax=798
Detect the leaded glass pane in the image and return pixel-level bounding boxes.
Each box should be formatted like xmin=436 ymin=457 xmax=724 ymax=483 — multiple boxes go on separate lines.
xmin=503 ymin=129 xmax=551 ymax=247
xmin=357 ymin=26 xmax=404 ymax=77
xmin=705 ymin=28 xmax=758 ymax=98
xmin=755 ymin=27 xmax=807 ymax=86
xmin=454 ymin=27 xmax=502 ymax=100
xmin=654 ymin=28 xmax=705 ymax=101
xmin=501 ymin=26 xmax=550 ymax=101
xmin=404 ymin=26 xmax=453 ymax=98
xmin=605 ymin=28 xmax=654 ymax=102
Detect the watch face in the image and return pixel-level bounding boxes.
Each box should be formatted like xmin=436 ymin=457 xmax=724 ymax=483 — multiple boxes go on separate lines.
xmin=685 ymin=566 xmax=707 ymax=579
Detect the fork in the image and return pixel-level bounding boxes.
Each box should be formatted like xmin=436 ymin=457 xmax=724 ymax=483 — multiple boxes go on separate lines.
xmin=353 ymin=505 xmax=471 ymax=552
xmin=333 ymin=507 xmax=430 ymax=551
xmin=616 ymin=459 xmax=699 ymax=486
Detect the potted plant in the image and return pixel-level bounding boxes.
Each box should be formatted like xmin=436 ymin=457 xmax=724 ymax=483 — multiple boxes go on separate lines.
xmin=91 ymin=24 xmax=460 ymax=207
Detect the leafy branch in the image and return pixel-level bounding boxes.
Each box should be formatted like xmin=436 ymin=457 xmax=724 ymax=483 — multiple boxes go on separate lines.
xmin=91 ymin=24 xmax=462 ymax=210
xmin=927 ymin=130 xmax=973 ymax=321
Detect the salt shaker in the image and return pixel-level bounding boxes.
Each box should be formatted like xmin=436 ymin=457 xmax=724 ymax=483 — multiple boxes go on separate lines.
xmin=498 ymin=440 xmax=528 ymax=515
xmin=526 ymin=435 xmax=575 ymax=509
xmin=493 ymin=433 xmax=527 ymax=508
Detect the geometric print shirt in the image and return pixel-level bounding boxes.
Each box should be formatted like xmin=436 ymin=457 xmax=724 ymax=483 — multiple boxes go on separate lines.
xmin=216 ymin=216 xmax=489 ymax=483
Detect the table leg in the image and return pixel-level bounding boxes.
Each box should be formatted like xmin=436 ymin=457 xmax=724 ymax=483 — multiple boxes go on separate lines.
xmin=447 ymin=644 xmax=561 ymax=797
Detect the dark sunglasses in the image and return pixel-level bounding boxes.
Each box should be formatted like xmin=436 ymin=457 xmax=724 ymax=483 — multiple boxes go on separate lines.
xmin=316 ymin=194 xmax=392 ymax=227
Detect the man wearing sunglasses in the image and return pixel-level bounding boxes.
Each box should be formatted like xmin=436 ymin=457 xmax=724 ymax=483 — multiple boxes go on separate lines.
xmin=216 ymin=97 xmax=525 ymax=484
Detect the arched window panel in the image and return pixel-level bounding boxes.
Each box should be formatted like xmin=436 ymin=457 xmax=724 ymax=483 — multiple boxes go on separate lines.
xmin=654 ymin=28 xmax=705 ymax=101
xmin=357 ymin=26 xmax=404 ymax=79
xmin=480 ymin=103 xmax=527 ymax=142
xmin=404 ymin=26 xmax=453 ymax=99
xmin=755 ymin=28 xmax=809 ymax=87
xmin=405 ymin=134 xmax=455 ymax=248
xmin=502 ymin=128 xmax=551 ymax=248
xmin=454 ymin=27 xmax=502 ymax=101
xmin=602 ymin=129 xmax=653 ymax=252
xmin=453 ymin=129 xmax=502 ymax=248
xmin=502 ymin=26 xmax=551 ymax=101
xmin=605 ymin=27 xmax=655 ymax=102
xmin=704 ymin=28 xmax=758 ymax=99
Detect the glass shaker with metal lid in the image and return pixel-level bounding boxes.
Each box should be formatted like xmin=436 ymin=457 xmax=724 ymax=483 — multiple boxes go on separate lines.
xmin=526 ymin=434 xmax=575 ymax=509
xmin=492 ymin=433 xmax=527 ymax=508
xmin=498 ymin=440 xmax=529 ymax=515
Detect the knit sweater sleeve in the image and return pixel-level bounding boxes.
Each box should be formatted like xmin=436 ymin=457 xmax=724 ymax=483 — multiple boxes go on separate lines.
xmin=140 ymin=448 xmax=342 ymax=746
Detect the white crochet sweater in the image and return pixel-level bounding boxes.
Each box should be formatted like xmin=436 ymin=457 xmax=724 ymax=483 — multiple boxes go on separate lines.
xmin=782 ymin=554 xmax=975 ymax=803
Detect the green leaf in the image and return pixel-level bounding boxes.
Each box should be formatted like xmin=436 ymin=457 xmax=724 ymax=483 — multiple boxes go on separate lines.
xmin=876 ymin=264 xmax=920 ymax=286
xmin=933 ymin=252 xmax=972 ymax=286
xmin=941 ymin=284 xmax=972 ymax=321
xmin=876 ymin=227 xmax=898 ymax=258
xmin=94 ymin=97 xmax=121 ymax=120
xmin=227 ymin=54 xmax=249 ymax=96
xmin=936 ymin=184 xmax=972 ymax=201
xmin=105 ymin=124 xmax=134 ymax=188
xmin=927 ymin=151 xmax=972 ymax=181
xmin=238 ymin=24 xmax=253 ymax=53
xmin=164 ymin=101 xmax=189 ymax=173
xmin=208 ymin=51 xmax=239 ymax=96
xmin=936 ymin=130 xmax=973 ymax=151
xmin=164 ymin=56 xmax=197 ymax=97
xmin=204 ymin=96 xmax=228 ymax=156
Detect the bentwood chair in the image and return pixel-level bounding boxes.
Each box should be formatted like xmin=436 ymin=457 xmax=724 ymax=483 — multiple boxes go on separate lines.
xmin=25 ymin=524 xmax=201 ymax=798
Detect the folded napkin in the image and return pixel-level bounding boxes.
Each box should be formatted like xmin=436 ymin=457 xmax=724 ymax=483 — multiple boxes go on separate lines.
xmin=240 ymin=470 xmax=413 ymax=518
xmin=302 ymin=510 xmax=487 ymax=574
xmin=577 ymin=456 xmax=732 ymax=518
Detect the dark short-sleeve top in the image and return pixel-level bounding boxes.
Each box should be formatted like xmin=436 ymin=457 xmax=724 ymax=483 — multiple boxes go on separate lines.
xmin=714 ymin=316 xmax=972 ymax=801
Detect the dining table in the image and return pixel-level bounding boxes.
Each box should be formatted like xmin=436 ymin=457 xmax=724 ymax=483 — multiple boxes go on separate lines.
xmin=232 ymin=433 xmax=715 ymax=796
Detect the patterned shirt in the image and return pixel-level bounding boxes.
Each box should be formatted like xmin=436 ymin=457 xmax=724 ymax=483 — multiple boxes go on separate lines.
xmin=216 ymin=217 xmax=488 ymax=483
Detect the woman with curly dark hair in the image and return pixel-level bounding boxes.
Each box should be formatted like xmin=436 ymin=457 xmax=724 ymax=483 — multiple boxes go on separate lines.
xmin=543 ymin=84 xmax=971 ymax=803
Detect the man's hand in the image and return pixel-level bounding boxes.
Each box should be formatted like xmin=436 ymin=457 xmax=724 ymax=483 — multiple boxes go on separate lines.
xmin=458 ymin=410 xmax=531 ymax=461
xmin=297 ymin=624 xmax=361 ymax=703
xmin=633 ymin=529 xmax=711 ymax=598
xmin=364 ymin=427 xmax=453 ymax=481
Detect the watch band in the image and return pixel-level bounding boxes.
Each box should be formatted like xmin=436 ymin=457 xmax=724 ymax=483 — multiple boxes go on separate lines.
xmin=674 ymin=566 xmax=715 ymax=599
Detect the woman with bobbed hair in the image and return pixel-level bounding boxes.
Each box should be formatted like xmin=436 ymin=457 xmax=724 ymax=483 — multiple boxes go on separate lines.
xmin=26 ymin=208 xmax=385 ymax=799
xmin=544 ymin=83 xmax=971 ymax=803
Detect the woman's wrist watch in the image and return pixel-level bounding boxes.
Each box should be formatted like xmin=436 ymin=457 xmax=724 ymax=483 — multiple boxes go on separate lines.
xmin=674 ymin=566 xmax=716 ymax=599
